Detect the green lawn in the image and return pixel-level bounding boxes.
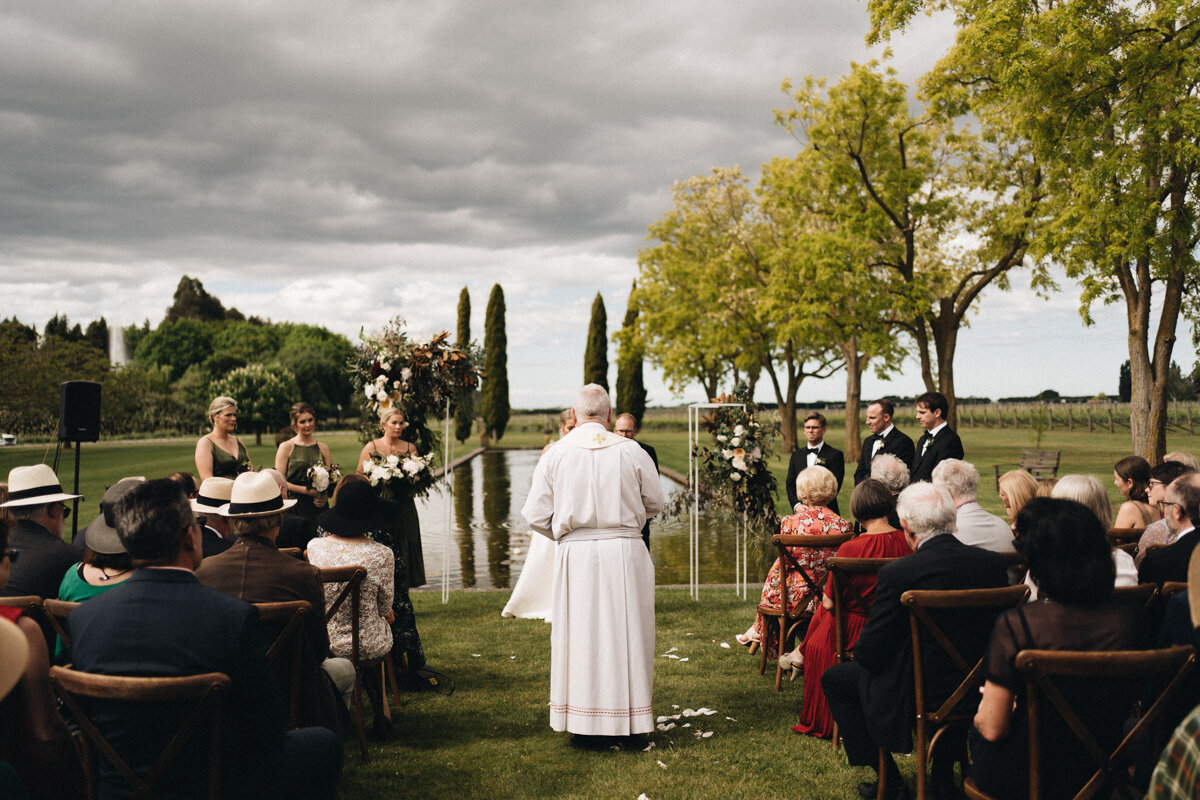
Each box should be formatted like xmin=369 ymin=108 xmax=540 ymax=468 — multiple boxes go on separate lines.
xmin=341 ymin=587 xmax=878 ymax=800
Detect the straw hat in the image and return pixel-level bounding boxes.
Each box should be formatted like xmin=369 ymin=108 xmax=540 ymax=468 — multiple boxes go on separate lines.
xmin=0 ymin=617 xmax=29 ymax=702
xmin=83 ymin=477 xmax=144 ymax=555
xmin=191 ymin=477 xmax=234 ymax=516
xmin=219 ymin=472 xmax=296 ymax=518
xmin=0 ymin=464 xmax=82 ymax=508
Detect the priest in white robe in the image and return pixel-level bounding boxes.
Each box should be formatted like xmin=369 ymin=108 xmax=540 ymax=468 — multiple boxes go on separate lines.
xmin=521 ymin=384 xmax=665 ymax=741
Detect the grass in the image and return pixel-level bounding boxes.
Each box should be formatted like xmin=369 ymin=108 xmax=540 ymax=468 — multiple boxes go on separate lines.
xmin=341 ymin=587 xmax=876 ymax=800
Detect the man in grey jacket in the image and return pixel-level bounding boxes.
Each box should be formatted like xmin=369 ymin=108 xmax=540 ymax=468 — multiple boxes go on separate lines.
xmin=933 ymin=459 xmax=1014 ymax=554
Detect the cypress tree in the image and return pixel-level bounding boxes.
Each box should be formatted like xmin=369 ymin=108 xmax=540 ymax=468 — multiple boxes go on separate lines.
xmin=454 ymin=287 xmax=474 ymax=442
xmin=481 ymin=284 xmax=509 ymax=440
xmin=615 ymin=285 xmax=646 ymax=425
xmin=583 ymin=292 xmax=608 ymax=390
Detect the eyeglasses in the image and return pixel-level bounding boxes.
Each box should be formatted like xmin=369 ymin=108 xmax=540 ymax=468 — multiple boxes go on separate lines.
xmin=1149 ymin=480 xmax=1165 ymax=489
xmin=1161 ymin=501 xmax=1182 ymax=511
xmin=2 ymin=549 xmax=19 ymax=563
xmin=56 ymin=504 xmax=71 ymax=519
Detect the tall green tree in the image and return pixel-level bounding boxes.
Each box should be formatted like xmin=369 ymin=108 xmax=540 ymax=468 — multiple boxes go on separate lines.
xmin=584 ymin=292 xmax=609 ymax=390
xmin=84 ymin=318 xmax=110 ymax=358
xmin=775 ymin=59 xmax=1044 ymax=429
xmin=481 ymin=284 xmax=509 ymax=441
xmin=165 ymin=275 xmax=227 ymax=322
xmin=212 ymin=363 xmax=300 ymax=446
xmin=868 ymin=0 xmax=1200 ymax=460
xmin=615 ymin=283 xmax=647 ymax=425
xmin=454 ymin=287 xmax=474 ymax=442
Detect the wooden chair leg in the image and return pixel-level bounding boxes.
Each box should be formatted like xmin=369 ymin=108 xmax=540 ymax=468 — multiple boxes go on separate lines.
xmin=383 ymin=653 xmax=403 ymax=715
xmin=351 ymin=669 xmax=370 ymax=763
xmin=877 ymin=749 xmax=889 ymax=800
xmin=831 ymin=721 xmax=840 ymax=750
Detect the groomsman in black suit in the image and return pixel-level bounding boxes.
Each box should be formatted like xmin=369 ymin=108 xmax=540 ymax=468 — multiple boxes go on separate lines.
xmin=909 ymin=391 xmax=964 ymax=484
xmin=786 ymin=412 xmax=845 ymax=515
xmin=854 ymin=399 xmax=916 ymax=485
xmin=615 ymin=413 xmax=659 ymax=550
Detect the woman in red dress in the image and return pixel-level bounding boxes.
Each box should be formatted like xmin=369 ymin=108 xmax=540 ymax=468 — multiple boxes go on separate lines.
xmin=790 ymin=479 xmax=912 ymax=738
xmin=735 ymin=466 xmax=852 ymax=661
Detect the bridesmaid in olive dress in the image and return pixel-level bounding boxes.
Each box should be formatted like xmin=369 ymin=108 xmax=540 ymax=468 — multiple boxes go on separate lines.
xmin=357 ymin=407 xmax=426 ymax=587
xmin=194 ymin=396 xmax=252 ymax=480
xmin=275 ymin=402 xmax=333 ymax=537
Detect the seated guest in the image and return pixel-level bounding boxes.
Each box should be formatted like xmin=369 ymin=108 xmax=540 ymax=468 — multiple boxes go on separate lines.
xmin=1113 ymin=455 xmax=1160 ymax=530
xmin=187 ymin=476 xmax=234 ymax=557
xmin=1165 ymin=450 xmax=1200 ymax=471
xmin=262 ymin=468 xmax=315 ymax=551
xmin=1148 ymin=701 xmax=1200 ymax=800
xmin=789 ymin=480 xmax=911 ymax=738
xmin=1046 ymin=475 xmax=1138 ymax=597
xmin=1137 ymin=461 xmax=1197 ymax=567
xmin=1035 ymin=477 xmax=1058 ymax=497
xmin=307 ymin=480 xmax=396 ymax=737
xmin=0 ymin=516 xmax=85 ymax=800
xmin=735 ymin=466 xmax=852 ymax=661
xmin=55 ymin=478 xmax=142 ymax=658
xmin=970 ymin=498 xmax=1146 ymax=800
xmin=167 ymin=471 xmax=198 ymax=500
xmin=933 ymin=459 xmax=1014 ymax=553
xmin=997 ymin=470 xmax=1038 ymax=527
xmin=870 ymin=453 xmax=911 ymax=497
xmin=69 ymin=479 xmax=342 ymax=800
xmin=822 ymin=482 xmax=1008 ymax=800
xmin=1140 ymin=473 xmax=1200 ymax=585
xmin=196 ymin=472 xmax=346 ymax=730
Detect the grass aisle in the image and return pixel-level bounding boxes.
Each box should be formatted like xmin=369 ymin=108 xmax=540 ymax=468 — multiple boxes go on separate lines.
xmin=341 ymin=588 xmax=878 ymax=800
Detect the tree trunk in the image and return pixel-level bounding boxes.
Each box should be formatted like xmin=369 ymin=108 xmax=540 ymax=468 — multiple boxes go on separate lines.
xmin=843 ymin=337 xmax=866 ymax=461
xmin=763 ymin=356 xmax=798 ymax=453
xmin=933 ymin=306 xmax=960 ymax=430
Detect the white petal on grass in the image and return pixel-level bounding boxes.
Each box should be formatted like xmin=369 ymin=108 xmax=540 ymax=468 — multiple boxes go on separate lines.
xmin=638 ymin=794 xmax=651 ymax=800
xmin=642 ymin=741 xmax=656 ymax=752
xmin=720 ymin=642 xmax=731 ymax=649
xmin=726 ymin=717 xmax=736 ymax=721
xmin=655 ymin=722 xmax=676 ymax=731
xmin=471 ymin=654 xmax=481 ymax=657
xmin=657 ymin=760 xmax=668 ymax=769
xmin=678 ymin=657 xmax=689 ymax=662
xmin=702 ymin=731 xmax=714 ymax=738
xmin=656 ymin=715 xmax=671 ymax=723
xmin=664 ymin=646 xmax=678 ymax=654
xmin=672 ymin=704 xmax=680 ymax=710
xmin=682 ymin=723 xmax=691 ymax=728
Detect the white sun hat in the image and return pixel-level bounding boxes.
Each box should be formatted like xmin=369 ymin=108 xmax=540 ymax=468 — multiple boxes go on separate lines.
xmin=219 ymin=471 xmax=297 ymax=518
xmin=0 ymin=464 xmax=82 ymax=508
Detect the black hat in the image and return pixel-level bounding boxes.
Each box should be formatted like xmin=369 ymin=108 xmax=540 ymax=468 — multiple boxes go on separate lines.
xmin=316 ymin=480 xmax=388 ymax=538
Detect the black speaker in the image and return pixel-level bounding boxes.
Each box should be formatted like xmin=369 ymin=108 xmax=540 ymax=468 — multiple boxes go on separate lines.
xmin=58 ymin=381 xmax=101 ymax=442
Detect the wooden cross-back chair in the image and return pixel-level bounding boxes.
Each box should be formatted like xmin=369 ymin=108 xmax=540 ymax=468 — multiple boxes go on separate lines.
xmin=318 ymin=565 xmax=401 ymax=763
xmin=756 ymin=532 xmax=853 ymax=691
xmin=277 ymin=547 xmax=304 ymax=560
xmin=1160 ymin=581 xmax=1188 ymax=602
xmin=48 ymin=667 xmax=231 ymax=800
xmin=1107 ymin=528 xmax=1143 ymax=554
xmin=963 ymin=645 xmax=1195 ymax=800
xmin=892 ymin=585 xmax=1031 ymax=800
xmin=1111 ymin=583 xmax=1159 ymax=608
xmin=43 ymin=598 xmax=80 ymax=661
xmin=251 ymin=600 xmax=313 ymax=730
xmin=825 ymin=556 xmax=902 ymax=750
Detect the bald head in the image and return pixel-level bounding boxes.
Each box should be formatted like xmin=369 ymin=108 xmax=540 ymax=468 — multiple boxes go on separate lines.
xmin=614 ymin=413 xmax=638 ymax=439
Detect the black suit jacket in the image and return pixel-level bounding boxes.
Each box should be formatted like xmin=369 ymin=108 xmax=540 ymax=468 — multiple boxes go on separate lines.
xmin=786 ymin=443 xmax=845 ymax=516
xmin=909 ymin=426 xmax=965 ymax=484
xmin=853 ymin=427 xmax=917 ymax=485
xmin=201 ymin=525 xmax=233 ymax=558
xmin=1138 ymin=529 xmax=1198 ymax=585
xmin=638 ymin=442 xmax=659 ymax=550
xmin=852 ymin=534 xmax=1009 ymax=752
xmin=69 ymin=569 xmax=285 ymax=799
xmin=2 ymin=520 xmax=84 ymax=651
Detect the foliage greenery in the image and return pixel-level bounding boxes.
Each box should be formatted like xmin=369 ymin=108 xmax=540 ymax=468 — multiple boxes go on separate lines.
xmin=583 ymin=291 xmax=609 ymax=390
xmin=481 ymin=284 xmax=510 ymax=441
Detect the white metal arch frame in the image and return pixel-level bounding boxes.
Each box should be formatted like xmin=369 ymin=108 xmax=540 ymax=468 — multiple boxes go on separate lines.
xmin=687 ymin=403 xmax=750 ymax=601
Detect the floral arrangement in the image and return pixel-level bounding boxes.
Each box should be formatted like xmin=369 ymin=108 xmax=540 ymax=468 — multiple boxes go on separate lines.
xmin=349 ymin=317 xmax=481 ymax=468
xmin=362 ymin=450 xmax=435 ymax=499
xmin=307 ymin=462 xmax=343 ymax=497
xmin=689 ymin=384 xmax=780 ymax=528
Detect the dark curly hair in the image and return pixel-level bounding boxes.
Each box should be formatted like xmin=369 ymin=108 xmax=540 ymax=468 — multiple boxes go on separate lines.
xmin=1014 ymin=497 xmax=1115 ymax=605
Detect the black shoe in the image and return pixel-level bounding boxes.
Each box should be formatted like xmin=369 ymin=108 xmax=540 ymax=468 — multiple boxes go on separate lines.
xmin=570 ymin=734 xmax=616 ymax=751
xmin=372 ymin=715 xmax=394 ymax=740
xmin=858 ymin=779 xmax=912 ymax=800
xmin=858 ymin=781 xmax=878 ymax=800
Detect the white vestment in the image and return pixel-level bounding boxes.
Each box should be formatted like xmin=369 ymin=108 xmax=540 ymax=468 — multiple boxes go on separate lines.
xmin=520 ymin=421 xmax=665 ymax=735
xmin=501 ymin=532 xmax=556 ymax=622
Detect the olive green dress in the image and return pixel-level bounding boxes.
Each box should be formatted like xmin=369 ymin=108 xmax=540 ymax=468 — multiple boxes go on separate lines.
xmin=368 ymin=443 xmax=426 ymax=587
xmin=210 ymin=439 xmax=250 ymax=478
xmin=285 ymin=443 xmax=324 ymax=522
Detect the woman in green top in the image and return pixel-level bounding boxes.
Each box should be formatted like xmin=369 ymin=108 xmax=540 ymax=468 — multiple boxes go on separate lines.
xmin=195 ymin=396 xmax=252 ymax=480
xmin=275 ymin=402 xmax=333 ymax=536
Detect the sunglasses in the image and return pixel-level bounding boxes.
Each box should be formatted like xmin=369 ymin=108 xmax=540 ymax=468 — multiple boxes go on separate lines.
xmin=2 ymin=549 xmax=18 ymax=563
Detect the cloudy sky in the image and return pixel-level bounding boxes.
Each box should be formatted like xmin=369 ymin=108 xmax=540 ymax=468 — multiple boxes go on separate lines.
xmin=2 ymin=2 xmax=1194 ymax=409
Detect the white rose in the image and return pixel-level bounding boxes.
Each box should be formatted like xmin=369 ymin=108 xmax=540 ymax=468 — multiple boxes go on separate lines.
xmin=375 ymin=374 xmax=388 ymax=386
xmin=722 ymin=449 xmax=733 ymax=459
xmin=369 ymin=466 xmax=389 ymax=484
xmin=393 ymin=380 xmax=401 ymax=388
xmin=732 ymin=457 xmax=746 ymax=471
xmin=361 ymin=460 xmax=373 ymax=473
xmin=730 ymin=472 xmax=741 ymax=482
xmin=716 ymin=435 xmax=727 ymax=442
xmin=380 ymin=361 xmax=391 ymax=371
xmin=364 ymin=385 xmax=374 ymax=398
xmin=386 ymin=454 xmax=399 ymax=467
xmin=751 ymin=447 xmax=762 ymax=461
xmin=733 ymin=425 xmax=745 ymax=435
xmin=401 ymin=368 xmax=412 ymax=382
xmin=402 ymin=459 xmax=422 ymax=475
xmin=729 ymin=437 xmax=740 ymax=447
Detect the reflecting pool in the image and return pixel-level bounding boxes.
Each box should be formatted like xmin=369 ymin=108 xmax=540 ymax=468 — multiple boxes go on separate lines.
xmin=414 ymin=449 xmax=774 ymax=590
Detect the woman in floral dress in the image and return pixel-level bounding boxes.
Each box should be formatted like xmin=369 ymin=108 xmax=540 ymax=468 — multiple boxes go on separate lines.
xmin=735 ymin=465 xmax=852 ymax=661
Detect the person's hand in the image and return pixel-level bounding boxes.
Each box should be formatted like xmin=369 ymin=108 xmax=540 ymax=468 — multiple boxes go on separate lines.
xmin=384 ymin=610 xmax=396 ymax=624
xmin=313 ymin=494 xmax=327 ymax=508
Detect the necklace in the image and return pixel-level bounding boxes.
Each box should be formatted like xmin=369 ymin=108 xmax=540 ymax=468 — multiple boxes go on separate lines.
xmin=96 ymin=567 xmax=130 ymax=582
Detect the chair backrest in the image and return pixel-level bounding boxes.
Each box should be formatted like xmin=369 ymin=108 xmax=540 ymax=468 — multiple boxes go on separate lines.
xmin=1160 ymin=581 xmax=1187 ymax=601
xmin=1111 ymin=583 xmax=1158 ymax=608
xmin=43 ymin=598 xmax=80 ymax=657
xmin=772 ymin=533 xmax=854 ymax=603
xmin=318 ymin=566 xmax=366 ymax=664
xmin=1107 ymin=527 xmax=1143 ymax=548
xmin=902 ymin=585 xmax=1031 ymax=724
xmin=1016 ymin=645 xmax=1195 ymax=800
xmin=251 ymin=600 xmax=313 ymax=729
xmin=277 ymin=547 xmax=304 ymax=560
xmin=827 ymin=556 xmax=900 ymax=663
xmin=48 ymin=666 xmax=231 ymax=800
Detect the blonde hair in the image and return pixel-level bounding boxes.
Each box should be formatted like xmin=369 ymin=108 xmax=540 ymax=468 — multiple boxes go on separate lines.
xmin=207 ymin=396 xmax=237 ymax=423
xmin=1165 ymin=451 xmax=1200 ymax=471
xmin=998 ymin=470 xmax=1039 ymax=521
xmin=1035 ymin=477 xmax=1058 ymax=497
xmin=795 ymin=465 xmax=838 ymax=508
xmin=379 ymin=407 xmax=407 ymax=429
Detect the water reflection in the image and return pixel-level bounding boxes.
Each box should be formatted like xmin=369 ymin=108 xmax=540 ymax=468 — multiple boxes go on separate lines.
xmin=416 ymin=448 xmax=775 ymax=591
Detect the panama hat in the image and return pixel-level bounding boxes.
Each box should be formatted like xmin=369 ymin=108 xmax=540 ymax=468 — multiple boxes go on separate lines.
xmin=191 ymin=477 xmax=234 ymax=516
xmin=219 ymin=471 xmax=296 ymax=518
xmin=0 ymin=464 xmax=82 ymax=508
xmin=0 ymin=618 xmax=28 ymax=702
xmin=82 ymin=477 xmax=144 ymax=555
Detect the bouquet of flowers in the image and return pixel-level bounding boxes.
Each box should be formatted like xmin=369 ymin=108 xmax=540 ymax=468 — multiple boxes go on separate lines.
xmin=362 ymin=450 xmax=435 ymax=499
xmin=692 ymin=384 xmax=780 ymax=527
xmin=306 ymin=462 xmax=343 ymax=497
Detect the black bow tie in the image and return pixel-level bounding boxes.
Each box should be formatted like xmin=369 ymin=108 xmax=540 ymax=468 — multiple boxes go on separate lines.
xmin=808 ymin=447 xmax=820 ymax=453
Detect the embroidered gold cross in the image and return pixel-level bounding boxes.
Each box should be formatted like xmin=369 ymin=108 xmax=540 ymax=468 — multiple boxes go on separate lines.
xmin=592 ymin=433 xmax=607 ymax=445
